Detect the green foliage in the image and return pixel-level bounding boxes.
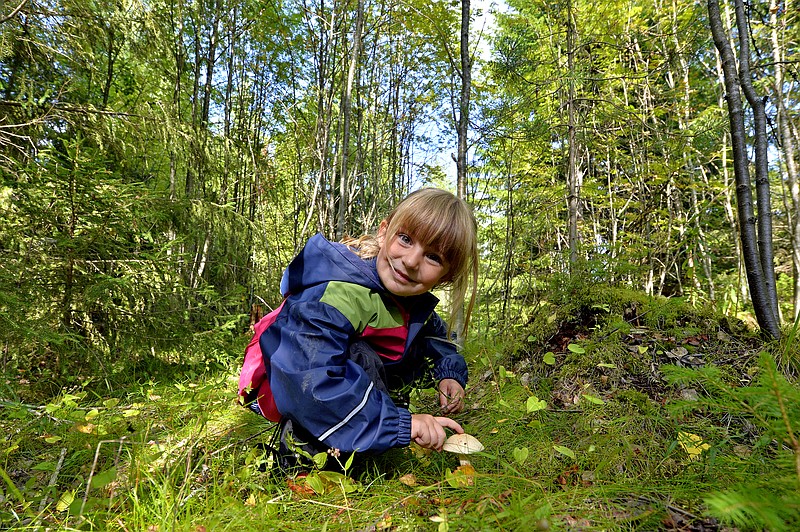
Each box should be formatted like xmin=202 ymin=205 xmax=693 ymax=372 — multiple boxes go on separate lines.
xmin=662 ymin=352 xmax=800 ymax=528
xmin=2 ymin=281 xmax=799 ymax=530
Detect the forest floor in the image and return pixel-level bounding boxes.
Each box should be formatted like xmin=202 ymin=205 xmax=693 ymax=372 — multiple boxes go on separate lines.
xmin=2 ymin=287 xmax=800 ymax=530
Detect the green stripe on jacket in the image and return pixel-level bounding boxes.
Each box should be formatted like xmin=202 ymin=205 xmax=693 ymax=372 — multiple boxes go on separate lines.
xmin=320 ymin=281 xmax=404 ymax=333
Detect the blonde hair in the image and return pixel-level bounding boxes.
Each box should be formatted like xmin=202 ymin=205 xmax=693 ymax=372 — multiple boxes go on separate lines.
xmin=342 ymin=188 xmax=479 ymax=338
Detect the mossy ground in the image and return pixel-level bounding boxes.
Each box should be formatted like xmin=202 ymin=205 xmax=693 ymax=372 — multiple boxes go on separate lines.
xmin=2 ymin=288 xmax=799 ymax=530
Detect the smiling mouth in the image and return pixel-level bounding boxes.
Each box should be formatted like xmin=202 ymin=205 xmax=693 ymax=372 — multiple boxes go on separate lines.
xmin=388 ymin=259 xmax=415 ymax=283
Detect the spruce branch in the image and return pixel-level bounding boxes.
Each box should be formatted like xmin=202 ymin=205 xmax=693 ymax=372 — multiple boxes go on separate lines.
xmin=761 ymin=353 xmax=800 ymax=481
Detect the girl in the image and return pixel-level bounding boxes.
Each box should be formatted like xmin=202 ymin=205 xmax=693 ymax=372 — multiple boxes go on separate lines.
xmin=239 ymin=188 xmax=478 ymax=470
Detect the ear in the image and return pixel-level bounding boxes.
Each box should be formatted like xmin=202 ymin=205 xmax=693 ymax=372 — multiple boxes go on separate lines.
xmin=377 ymin=220 xmax=389 ymax=246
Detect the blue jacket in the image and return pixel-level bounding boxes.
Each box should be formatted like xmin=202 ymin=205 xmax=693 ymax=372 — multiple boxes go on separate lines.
xmin=259 ymin=233 xmax=468 ymax=453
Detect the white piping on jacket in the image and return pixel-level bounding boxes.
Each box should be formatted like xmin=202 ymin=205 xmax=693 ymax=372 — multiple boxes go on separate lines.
xmin=318 ymin=381 xmax=374 ymax=443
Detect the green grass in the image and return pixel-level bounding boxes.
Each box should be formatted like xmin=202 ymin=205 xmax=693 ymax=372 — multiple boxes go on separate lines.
xmin=2 ymin=294 xmax=800 ymax=530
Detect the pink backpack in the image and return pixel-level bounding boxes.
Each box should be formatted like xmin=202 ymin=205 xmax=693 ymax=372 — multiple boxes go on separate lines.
xmin=238 ymin=302 xmax=286 ymax=422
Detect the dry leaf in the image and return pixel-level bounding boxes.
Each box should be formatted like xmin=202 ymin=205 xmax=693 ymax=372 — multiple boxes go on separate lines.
xmin=287 ymin=474 xmax=315 ymax=497
xmin=376 ymin=514 xmax=393 ymax=529
xmin=399 ymin=473 xmax=417 ymax=487
xmin=677 ymin=431 xmax=710 ymax=460
xmin=446 ymin=464 xmax=476 ymax=487
xmin=74 ymin=422 xmax=96 ymax=434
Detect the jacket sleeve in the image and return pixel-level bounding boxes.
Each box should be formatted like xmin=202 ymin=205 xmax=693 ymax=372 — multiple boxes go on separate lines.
xmin=421 ymin=312 xmax=469 ymax=388
xmin=262 ymin=290 xmax=412 ymax=453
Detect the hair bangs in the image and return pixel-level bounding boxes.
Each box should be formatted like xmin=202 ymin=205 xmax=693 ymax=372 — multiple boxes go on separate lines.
xmin=387 ymin=196 xmax=472 ymax=282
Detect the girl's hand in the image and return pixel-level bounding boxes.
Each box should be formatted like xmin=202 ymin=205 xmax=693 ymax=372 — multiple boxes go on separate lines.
xmin=410 ymin=414 xmax=463 ymax=451
xmin=438 ymin=378 xmax=465 ymax=414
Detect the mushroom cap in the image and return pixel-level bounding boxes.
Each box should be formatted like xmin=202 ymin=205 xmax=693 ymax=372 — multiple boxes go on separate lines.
xmin=442 ymin=433 xmax=484 ymax=454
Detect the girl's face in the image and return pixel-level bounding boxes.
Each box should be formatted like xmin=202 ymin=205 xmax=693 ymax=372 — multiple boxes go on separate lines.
xmin=376 ymin=221 xmax=450 ymax=297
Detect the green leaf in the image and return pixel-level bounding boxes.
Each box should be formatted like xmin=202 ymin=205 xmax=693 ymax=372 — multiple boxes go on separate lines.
xmin=312 ymin=452 xmax=328 ymax=469
xmin=90 ymin=467 xmax=117 ymax=489
xmin=512 ymin=447 xmax=529 ymax=464
xmin=637 ymin=345 xmax=649 ymax=355
xmin=553 ymin=445 xmax=576 ymax=459
xmin=526 ymin=396 xmax=547 ymax=412
xmin=582 ymin=394 xmax=605 ymax=405
xmin=305 ymin=474 xmax=325 ymax=494
xmin=319 ymin=471 xmax=360 ymax=493
xmin=344 ymin=451 xmax=356 ymax=471
xmin=567 ymin=344 xmax=585 ymax=354
xmin=527 ymin=335 xmax=536 ymax=342
xmin=597 ymin=362 xmax=616 ymax=369
xmin=543 ymin=352 xmax=556 ymax=365
xmin=103 ymin=398 xmax=120 ymax=408
xmin=32 ymin=461 xmax=55 ymax=472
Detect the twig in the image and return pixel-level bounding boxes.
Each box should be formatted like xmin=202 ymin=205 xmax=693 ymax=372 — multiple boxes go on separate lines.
xmin=209 ymin=425 xmax=277 ymax=457
xmin=81 ymin=438 xmax=127 ymax=515
xmin=0 ymin=0 xmax=27 ymax=24
xmin=635 ymin=495 xmax=698 ymax=520
xmin=295 ymin=498 xmax=371 ymax=512
xmin=39 ymin=447 xmax=68 ymax=512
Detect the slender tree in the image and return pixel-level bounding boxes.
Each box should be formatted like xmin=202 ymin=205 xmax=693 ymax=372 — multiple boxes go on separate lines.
xmin=455 ymin=0 xmax=471 ymax=200
xmin=336 ymin=0 xmax=364 ymax=240
xmin=707 ymin=0 xmax=781 ymax=338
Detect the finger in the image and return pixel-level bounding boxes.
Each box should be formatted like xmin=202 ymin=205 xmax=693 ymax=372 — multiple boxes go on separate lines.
xmin=434 ymin=416 xmax=463 ymax=433
xmin=431 ymin=423 xmax=446 ymax=451
xmin=438 ymin=389 xmax=453 ymax=408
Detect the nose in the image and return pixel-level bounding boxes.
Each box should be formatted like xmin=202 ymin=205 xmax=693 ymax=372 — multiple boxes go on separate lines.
xmin=403 ymin=245 xmax=424 ymax=270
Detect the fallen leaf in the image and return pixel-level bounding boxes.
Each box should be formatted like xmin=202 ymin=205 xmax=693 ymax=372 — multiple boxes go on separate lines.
xmin=74 ymin=422 xmax=96 ymax=434
xmin=56 ymin=490 xmax=75 ymax=512
xmin=376 ymin=514 xmax=392 ymax=529
xmin=287 ymin=474 xmax=315 ymax=497
xmin=677 ymin=431 xmax=710 ymax=460
xmin=398 ymin=473 xmax=417 ymax=487
xmin=446 ymin=464 xmax=476 ymax=487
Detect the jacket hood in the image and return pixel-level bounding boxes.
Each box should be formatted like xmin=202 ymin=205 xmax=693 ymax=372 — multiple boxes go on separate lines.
xmin=280 ymin=233 xmax=383 ymax=296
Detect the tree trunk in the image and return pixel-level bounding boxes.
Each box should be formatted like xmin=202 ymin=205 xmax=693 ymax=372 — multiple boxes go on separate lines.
xmin=336 ymin=0 xmax=364 ymax=240
xmin=707 ymin=0 xmax=781 ymax=339
xmin=452 ymin=0 xmax=471 ymax=340
xmin=733 ymin=0 xmax=779 ymax=322
xmin=566 ymin=0 xmax=581 ymax=267
xmin=456 ymin=0 xmax=470 ymax=200
xmin=771 ymin=0 xmax=800 ymax=320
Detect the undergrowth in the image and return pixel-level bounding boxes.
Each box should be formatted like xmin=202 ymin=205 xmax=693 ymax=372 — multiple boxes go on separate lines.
xmin=2 ymin=288 xmax=799 ymax=530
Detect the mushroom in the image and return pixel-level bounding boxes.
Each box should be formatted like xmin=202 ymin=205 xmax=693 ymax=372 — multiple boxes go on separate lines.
xmin=442 ymin=433 xmax=484 ymax=466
